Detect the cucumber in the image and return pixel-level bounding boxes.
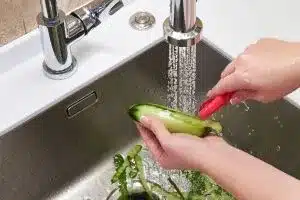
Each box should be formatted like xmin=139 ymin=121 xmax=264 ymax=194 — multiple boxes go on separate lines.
xmin=128 ymin=103 xmax=222 ymax=137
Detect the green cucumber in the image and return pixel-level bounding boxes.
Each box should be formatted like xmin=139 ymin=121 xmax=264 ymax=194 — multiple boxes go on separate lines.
xmin=128 ymin=103 xmax=222 ymax=137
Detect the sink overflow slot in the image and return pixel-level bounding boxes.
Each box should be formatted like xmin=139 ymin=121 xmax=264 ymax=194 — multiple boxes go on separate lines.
xmin=66 ymin=91 xmax=98 ymax=118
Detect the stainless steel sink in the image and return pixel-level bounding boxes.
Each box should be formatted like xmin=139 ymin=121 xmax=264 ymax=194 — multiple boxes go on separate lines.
xmin=1 ymin=39 xmax=300 ymax=200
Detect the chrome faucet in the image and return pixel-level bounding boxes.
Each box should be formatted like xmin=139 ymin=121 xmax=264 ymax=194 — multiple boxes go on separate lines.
xmin=164 ymin=0 xmax=202 ymax=47
xmin=37 ymin=0 xmax=127 ymax=79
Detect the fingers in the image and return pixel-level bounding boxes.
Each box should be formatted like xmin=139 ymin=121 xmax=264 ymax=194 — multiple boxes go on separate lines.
xmin=229 ymin=90 xmax=273 ymax=104
xmin=139 ymin=116 xmax=170 ymax=142
xmin=221 ymin=61 xmax=236 ymax=78
xmin=230 ymin=90 xmax=256 ymax=104
xmin=137 ymin=117 xmax=171 ymax=165
xmin=136 ymin=124 xmax=165 ymax=160
xmin=207 ymin=73 xmax=247 ymax=98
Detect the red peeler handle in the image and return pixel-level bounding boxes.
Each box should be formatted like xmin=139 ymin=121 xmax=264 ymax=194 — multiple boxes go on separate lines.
xmin=198 ymin=92 xmax=235 ymax=120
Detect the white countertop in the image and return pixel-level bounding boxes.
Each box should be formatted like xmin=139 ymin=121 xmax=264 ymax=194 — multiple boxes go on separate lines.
xmin=0 ymin=0 xmax=300 ymax=136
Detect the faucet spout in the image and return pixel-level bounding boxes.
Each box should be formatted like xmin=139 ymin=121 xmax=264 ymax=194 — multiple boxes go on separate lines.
xmin=164 ymin=0 xmax=202 ymax=47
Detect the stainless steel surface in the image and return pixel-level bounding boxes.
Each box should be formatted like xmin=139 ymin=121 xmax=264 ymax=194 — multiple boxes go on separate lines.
xmin=66 ymin=91 xmax=98 ymax=118
xmin=37 ymin=0 xmax=127 ymax=79
xmin=164 ymin=0 xmax=202 ymax=47
xmin=163 ymin=17 xmax=202 ymax=47
xmin=129 ymin=12 xmax=156 ymax=31
xmin=40 ymin=0 xmax=58 ymax=19
xmin=170 ymin=0 xmax=196 ymax=32
xmin=1 ymin=40 xmax=300 ymax=200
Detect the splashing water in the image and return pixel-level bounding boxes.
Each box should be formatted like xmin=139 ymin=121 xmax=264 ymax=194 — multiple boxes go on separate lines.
xmin=166 ymin=44 xmax=197 ymax=190
xmin=276 ymin=145 xmax=281 ymax=152
xmin=167 ymin=44 xmax=197 ymax=114
xmin=142 ymin=44 xmax=198 ymax=192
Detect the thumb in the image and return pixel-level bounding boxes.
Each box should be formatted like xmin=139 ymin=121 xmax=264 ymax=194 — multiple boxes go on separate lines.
xmin=207 ymin=73 xmax=247 ymax=98
xmin=140 ymin=116 xmax=170 ymax=141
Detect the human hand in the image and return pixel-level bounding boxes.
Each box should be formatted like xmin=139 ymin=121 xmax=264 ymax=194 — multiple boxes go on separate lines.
xmin=208 ymin=38 xmax=300 ymax=103
xmin=136 ymin=116 xmax=300 ymax=200
xmin=136 ymin=116 xmax=229 ymax=170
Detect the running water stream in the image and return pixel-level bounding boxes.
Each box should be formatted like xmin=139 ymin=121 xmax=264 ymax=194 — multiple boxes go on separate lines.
xmin=143 ymin=44 xmax=198 ymax=192
xmin=167 ymin=44 xmax=197 ymax=114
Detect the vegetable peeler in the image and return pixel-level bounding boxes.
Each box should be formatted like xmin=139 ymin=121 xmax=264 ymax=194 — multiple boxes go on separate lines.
xmin=198 ymin=92 xmax=234 ymax=120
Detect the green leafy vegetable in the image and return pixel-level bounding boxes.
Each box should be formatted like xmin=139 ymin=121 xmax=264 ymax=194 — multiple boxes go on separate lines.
xmin=111 ymin=145 xmax=235 ymax=200
xmin=111 ymin=145 xmax=147 ymax=199
xmin=114 ymin=154 xmax=124 ymax=167
xmin=135 ymin=154 xmax=152 ymax=199
xmin=112 ymin=154 xmax=128 ymax=199
xmin=168 ymin=177 xmax=185 ymax=200
xmin=111 ymin=159 xmax=129 ymax=184
xmin=184 ymin=171 xmax=234 ymax=199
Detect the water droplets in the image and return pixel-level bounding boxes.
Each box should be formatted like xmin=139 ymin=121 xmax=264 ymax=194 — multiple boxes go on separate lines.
xmin=167 ymin=44 xmax=197 ymax=114
xmin=273 ymin=115 xmax=284 ymax=129
xmin=276 ymin=145 xmax=281 ymax=152
xmin=146 ymin=44 xmax=199 ymax=192
xmin=242 ymin=101 xmax=250 ymax=112
xmin=167 ymin=45 xmax=179 ymax=109
xmin=280 ymin=124 xmax=284 ymax=128
xmin=142 ymin=149 xmax=190 ymax=192
xmin=227 ymin=128 xmax=233 ymax=136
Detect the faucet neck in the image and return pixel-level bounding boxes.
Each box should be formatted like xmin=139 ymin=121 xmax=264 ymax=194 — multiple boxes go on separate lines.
xmin=170 ymin=0 xmax=197 ymax=33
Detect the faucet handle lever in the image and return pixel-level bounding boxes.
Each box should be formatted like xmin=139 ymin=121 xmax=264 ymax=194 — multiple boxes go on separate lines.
xmin=71 ymin=0 xmax=127 ymax=34
xmin=92 ymin=0 xmax=124 ymax=23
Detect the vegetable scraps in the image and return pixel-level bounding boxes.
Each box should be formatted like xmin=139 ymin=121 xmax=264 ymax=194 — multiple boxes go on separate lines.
xmin=111 ymin=145 xmax=235 ymax=200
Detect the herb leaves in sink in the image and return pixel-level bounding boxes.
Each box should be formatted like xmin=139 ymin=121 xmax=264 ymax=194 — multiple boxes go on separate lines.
xmin=111 ymin=144 xmax=235 ymax=200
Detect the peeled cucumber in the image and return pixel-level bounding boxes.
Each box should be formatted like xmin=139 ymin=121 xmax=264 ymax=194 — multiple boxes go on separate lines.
xmin=128 ymin=103 xmax=222 ymax=137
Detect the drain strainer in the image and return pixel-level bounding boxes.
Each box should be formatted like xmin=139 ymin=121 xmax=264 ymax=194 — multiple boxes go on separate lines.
xmin=129 ymin=11 xmax=156 ymax=30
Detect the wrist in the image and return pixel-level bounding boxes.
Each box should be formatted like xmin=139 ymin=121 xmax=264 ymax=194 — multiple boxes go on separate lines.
xmin=193 ymin=137 xmax=234 ymax=172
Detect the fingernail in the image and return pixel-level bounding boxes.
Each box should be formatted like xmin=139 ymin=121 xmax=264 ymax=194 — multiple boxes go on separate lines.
xmin=140 ymin=116 xmax=149 ymax=125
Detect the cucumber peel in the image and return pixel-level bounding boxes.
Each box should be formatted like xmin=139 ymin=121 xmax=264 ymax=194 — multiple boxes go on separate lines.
xmin=128 ymin=103 xmax=222 ymax=137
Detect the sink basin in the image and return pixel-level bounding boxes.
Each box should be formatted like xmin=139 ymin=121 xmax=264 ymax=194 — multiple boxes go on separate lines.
xmin=1 ymin=39 xmax=299 ymax=200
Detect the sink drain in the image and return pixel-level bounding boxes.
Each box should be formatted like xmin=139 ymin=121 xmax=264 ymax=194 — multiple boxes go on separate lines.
xmin=129 ymin=11 xmax=156 ymax=31
xmin=106 ymin=180 xmax=160 ymax=200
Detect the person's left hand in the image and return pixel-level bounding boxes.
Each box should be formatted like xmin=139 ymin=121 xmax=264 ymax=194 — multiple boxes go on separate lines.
xmin=136 ymin=116 xmax=229 ymax=171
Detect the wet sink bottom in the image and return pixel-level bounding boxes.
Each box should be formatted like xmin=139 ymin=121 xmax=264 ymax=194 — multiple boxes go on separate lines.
xmin=1 ymin=39 xmax=300 ymax=200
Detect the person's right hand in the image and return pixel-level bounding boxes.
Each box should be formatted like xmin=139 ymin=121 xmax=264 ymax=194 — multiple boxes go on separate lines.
xmin=207 ymin=38 xmax=300 ymax=104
